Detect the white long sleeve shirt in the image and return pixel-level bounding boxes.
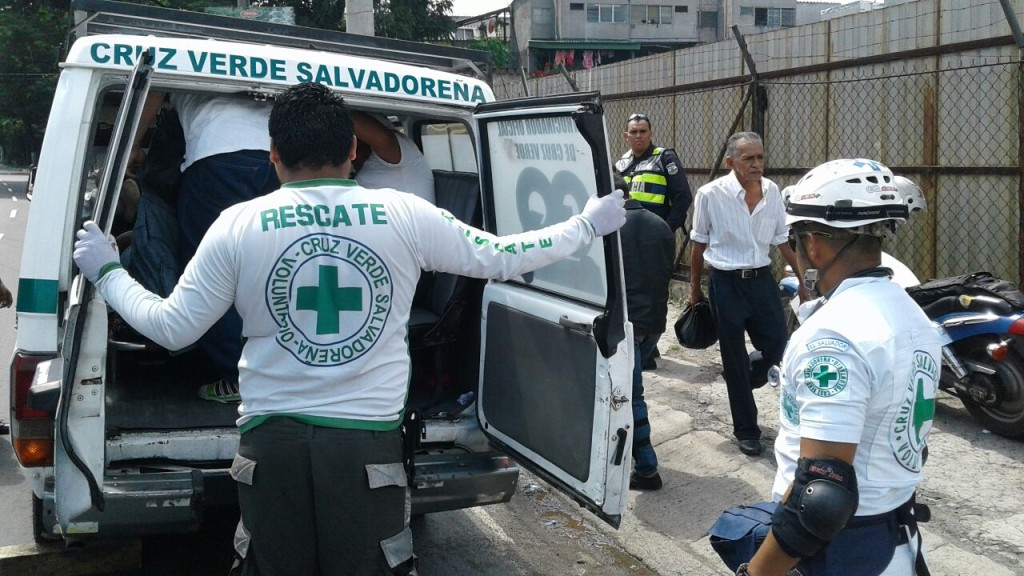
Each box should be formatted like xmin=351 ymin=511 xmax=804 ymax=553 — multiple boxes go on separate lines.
xmin=96 ymin=179 xmax=598 ymax=430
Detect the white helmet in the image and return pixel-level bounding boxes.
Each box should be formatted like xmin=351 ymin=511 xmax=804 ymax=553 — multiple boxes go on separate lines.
xmin=785 ymin=158 xmax=908 ymax=237
xmin=894 ymin=175 xmax=926 ymax=216
xmin=781 ymin=185 xmax=795 ymax=206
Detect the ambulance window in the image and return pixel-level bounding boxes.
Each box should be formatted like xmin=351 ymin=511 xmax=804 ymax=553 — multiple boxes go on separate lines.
xmin=420 ymin=123 xmax=477 ymax=173
xmin=78 ymin=88 xmax=125 ymax=223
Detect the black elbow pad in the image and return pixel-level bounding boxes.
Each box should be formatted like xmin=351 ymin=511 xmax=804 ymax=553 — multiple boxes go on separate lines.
xmin=770 ymin=456 xmax=859 ymax=559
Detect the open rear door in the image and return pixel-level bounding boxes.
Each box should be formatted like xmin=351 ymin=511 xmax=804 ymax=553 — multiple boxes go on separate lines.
xmin=474 ymin=93 xmax=633 ymax=528
xmin=53 ymin=53 xmax=153 ymax=537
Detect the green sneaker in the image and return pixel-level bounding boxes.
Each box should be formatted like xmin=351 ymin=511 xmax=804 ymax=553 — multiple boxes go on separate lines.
xmin=197 ymin=379 xmax=240 ymax=403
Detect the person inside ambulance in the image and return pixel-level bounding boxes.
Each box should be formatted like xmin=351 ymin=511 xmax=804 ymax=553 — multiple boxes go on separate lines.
xmin=740 ymin=159 xmax=943 ymax=576
xmin=351 ymin=110 xmax=435 ymax=204
xmin=73 ymin=82 xmax=626 ymax=576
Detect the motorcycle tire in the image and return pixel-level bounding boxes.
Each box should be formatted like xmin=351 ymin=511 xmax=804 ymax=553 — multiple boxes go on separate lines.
xmin=954 ymin=338 xmax=1024 ymax=439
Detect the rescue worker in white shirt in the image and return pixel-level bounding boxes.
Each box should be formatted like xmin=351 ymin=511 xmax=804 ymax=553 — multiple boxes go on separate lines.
xmin=73 ymin=82 xmax=626 ymax=576
xmin=740 ymin=159 xmax=943 ymax=576
xmin=613 ymin=113 xmax=692 ymax=234
xmin=689 ymin=132 xmax=807 ymax=456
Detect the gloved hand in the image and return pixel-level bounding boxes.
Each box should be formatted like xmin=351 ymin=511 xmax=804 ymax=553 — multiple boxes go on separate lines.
xmin=73 ymin=220 xmax=121 ymax=284
xmin=581 ymin=188 xmax=627 ymax=237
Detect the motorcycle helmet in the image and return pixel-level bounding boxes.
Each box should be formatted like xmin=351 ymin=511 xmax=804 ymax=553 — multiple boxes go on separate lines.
xmin=786 ymin=158 xmax=908 ymax=238
xmin=894 ymin=175 xmax=926 ymax=216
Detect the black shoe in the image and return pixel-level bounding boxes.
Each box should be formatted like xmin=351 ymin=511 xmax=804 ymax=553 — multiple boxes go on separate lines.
xmin=642 ymin=357 xmax=657 ymax=371
xmin=738 ymin=439 xmax=763 ymax=456
xmin=629 ymin=471 xmax=663 ymax=491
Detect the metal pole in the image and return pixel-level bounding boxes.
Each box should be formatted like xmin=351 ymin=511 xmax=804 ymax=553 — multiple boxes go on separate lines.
xmin=710 ymin=26 xmax=760 ymax=179
xmin=997 ymin=0 xmax=1024 ymax=286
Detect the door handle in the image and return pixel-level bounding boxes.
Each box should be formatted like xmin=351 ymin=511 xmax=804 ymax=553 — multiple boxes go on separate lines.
xmin=611 ymin=427 xmax=628 ymax=465
xmin=558 ymin=315 xmax=593 ymax=335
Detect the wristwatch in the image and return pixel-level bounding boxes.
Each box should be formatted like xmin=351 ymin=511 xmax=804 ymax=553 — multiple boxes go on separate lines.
xmin=735 ymin=563 xmax=751 ymax=576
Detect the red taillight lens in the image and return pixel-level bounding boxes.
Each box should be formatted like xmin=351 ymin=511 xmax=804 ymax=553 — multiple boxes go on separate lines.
xmin=10 ymin=352 xmax=56 ymax=467
xmin=987 ymin=342 xmax=1009 ymax=362
xmin=1009 ymin=318 xmax=1024 ymax=336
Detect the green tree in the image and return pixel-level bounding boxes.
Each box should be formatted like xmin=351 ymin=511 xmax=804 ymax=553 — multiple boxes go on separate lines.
xmin=0 ymin=2 xmax=65 ymax=165
xmin=374 ymin=0 xmax=453 ymax=41
xmin=253 ymin=0 xmax=455 ymax=40
xmin=469 ymin=36 xmax=512 ymax=69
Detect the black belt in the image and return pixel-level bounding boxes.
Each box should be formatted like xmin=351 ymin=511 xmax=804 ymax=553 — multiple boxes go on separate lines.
xmin=712 ymin=266 xmax=770 ymax=279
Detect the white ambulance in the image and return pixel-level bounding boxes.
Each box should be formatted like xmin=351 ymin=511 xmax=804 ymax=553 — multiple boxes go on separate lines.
xmin=9 ymin=0 xmax=634 ymax=542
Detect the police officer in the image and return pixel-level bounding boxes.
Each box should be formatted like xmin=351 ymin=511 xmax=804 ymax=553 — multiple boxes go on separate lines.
xmin=614 ymin=113 xmax=692 ymax=234
xmin=73 ymin=82 xmax=626 ymax=576
xmin=740 ymin=159 xmax=943 ymax=576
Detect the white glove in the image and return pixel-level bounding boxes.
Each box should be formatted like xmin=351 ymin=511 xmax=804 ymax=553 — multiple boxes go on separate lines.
xmin=74 ymin=221 xmax=121 ymax=284
xmin=581 ymin=188 xmax=627 ymax=237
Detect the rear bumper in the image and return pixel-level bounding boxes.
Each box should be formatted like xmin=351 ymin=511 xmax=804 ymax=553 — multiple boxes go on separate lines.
xmin=38 ymin=450 xmax=518 ymax=538
xmin=411 ymin=450 xmax=519 ymax=515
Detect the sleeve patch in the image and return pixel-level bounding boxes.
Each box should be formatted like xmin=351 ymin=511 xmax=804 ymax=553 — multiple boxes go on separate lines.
xmin=666 ymin=162 xmax=679 ymax=175
xmin=802 ymin=356 xmax=849 ymax=397
xmin=806 ymin=337 xmax=851 ymax=353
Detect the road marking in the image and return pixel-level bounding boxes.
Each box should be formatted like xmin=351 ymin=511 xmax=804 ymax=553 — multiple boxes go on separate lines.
xmin=11 ymin=195 xmax=17 ymax=202
xmin=9 ymin=209 xmax=16 ymax=218
xmin=0 ymin=233 xmax=5 ymax=241
xmin=465 ymin=506 xmax=515 ymax=545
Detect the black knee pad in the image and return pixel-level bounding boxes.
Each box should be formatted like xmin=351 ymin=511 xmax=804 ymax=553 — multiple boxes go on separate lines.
xmin=770 ymin=456 xmax=859 ymax=558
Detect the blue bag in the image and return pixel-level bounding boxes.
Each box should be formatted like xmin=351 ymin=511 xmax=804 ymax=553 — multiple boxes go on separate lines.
xmin=707 ymin=501 xmax=778 ymax=572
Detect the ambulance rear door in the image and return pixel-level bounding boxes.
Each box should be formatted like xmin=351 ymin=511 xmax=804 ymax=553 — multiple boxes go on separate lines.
xmin=473 ymin=93 xmax=633 ymax=528
xmin=53 ymin=53 xmax=153 ymax=537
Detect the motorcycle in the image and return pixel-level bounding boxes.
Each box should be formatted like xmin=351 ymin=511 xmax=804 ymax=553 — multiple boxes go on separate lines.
xmin=779 ymin=266 xmax=1024 ymax=439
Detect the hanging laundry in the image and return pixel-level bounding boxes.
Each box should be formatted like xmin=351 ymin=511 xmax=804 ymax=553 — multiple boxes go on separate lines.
xmin=553 ymin=50 xmax=566 ymax=66
xmin=582 ymin=51 xmax=594 ymax=69
xmin=565 ymin=50 xmax=575 ymax=66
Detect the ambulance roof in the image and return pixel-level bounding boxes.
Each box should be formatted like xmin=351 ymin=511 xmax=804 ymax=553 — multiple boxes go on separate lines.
xmin=64 ymin=34 xmax=495 ymax=108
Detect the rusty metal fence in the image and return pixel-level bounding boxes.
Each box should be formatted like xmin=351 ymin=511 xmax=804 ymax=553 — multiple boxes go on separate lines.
xmin=499 ymin=51 xmax=1024 ymax=286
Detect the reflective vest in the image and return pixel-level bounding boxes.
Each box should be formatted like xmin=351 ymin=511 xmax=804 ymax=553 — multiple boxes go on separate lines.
xmin=615 ymin=147 xmax=670 ymax=209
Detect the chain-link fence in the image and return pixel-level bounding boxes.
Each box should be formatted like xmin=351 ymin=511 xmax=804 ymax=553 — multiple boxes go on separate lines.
xmin=500 ymin=50 xmax=1024 ymax=286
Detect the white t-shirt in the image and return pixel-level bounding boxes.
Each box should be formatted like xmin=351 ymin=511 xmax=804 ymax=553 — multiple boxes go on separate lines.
xmin=356 ymin=132 xmax=435 ymax=204
xmin=96 ymin=180 xmax=598 ymax=429
xmin=172 ymin=93 xmax=272 ymax=171
xmin=773 ymin=276 xmax=944 ymax=516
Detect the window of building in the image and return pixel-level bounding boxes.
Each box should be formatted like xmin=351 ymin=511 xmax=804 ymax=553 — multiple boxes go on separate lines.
xmin=740 ymin=6 xmax=753 ymax=16
xmin=630 ymin=4 xmax=673 ymax=25
xmin=587 ymin=3 xmax=627 ymax=23
xmin=453 ymin=27 xmax=475 ymax=41
xmin=533 ymin=7 xmax=553 ymax=24
xmin=698 ymin=10 xmax=718 ymax=29
xmin=754 ymin=7 xmax=795 ymax=27
xmin=570 ymin=2 xmax=584 ymax=9
xmin=674 ymin=5 xmax=688 ymax=13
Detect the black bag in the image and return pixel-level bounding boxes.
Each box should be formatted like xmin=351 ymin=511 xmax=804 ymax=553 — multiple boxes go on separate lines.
xmin=674 ymin=299 xmax=718 ymax=349
xmin=907 ymin=271 xmax=1024 ymax=310
xmin=707 ymin=501 xmax=777 ymax=572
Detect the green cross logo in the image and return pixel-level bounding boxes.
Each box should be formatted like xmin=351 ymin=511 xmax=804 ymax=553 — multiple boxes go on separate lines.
xmin=913 ymin=377 xmax=936 ymax=444
xmin=803 ymin=356 xmax=849 ymax=397
xmin=812 ymin=365 xmax=839 ymax=389
xmin=296 ymin=265 xmax=363 ymax=335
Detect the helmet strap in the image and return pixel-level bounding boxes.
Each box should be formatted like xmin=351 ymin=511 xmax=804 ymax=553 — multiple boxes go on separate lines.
xmin=797 ymin=231 xmax=860 ymax=298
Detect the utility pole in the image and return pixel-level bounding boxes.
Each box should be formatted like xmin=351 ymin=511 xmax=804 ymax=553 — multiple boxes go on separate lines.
xmin=347 ymin=0 xmax=375 ymax=36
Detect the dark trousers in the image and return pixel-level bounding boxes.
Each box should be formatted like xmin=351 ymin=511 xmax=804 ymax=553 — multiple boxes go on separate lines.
xmin=236 ymin=419 xmax=411 ymax=576
xmin=632 ymin=334 xmax=660 ymax=476
xmin=708 ymin=268 xmax=787 ymax=441
xmin=178 ymin=150 xmax=279 ymax=380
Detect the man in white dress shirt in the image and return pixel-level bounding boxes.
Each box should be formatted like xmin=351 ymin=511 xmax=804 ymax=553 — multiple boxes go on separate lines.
xmin=689 ymin=132 xmax=806 ymax=456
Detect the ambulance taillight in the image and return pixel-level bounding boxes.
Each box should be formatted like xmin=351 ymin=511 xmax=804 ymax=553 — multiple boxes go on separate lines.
xmin=10 ymin=352 xmax=57 ymax=467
